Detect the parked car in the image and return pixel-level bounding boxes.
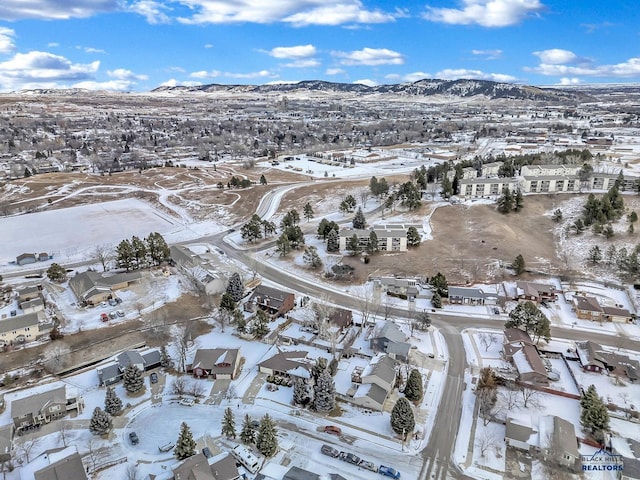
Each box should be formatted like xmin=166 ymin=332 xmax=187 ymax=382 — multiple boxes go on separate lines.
xmin=359 ymin=460 xmax=378 ymax=472
xmin=109 ymin=311 xmax=117 ymax=319
xmin=202 ymin=447 xmax=213 ymax=458
xmin=10 ymin=310 xmax=16 ymax=317
xmin=108 ymin=298 xmax=117 ymax=306
xmin=116 ymin=309 xmax=125 ymax=317
xmin=340 ymin=452 xmax=361 ymax=465
xmin=115 ymin=297 xmax=123 ymax=304
xmin=129 ymin=432 xmax=139 ymax=445
xmin=378 ymin=465 xmax=401 ymax=478
xmin=100 ymin=313 xmax=109 ymax=322
xmin=179 ymin=398 xmax=195 ymax=407
xmin=158 ymin=442 xmax=174 ymax=452
xmin=150 ymin=373 xmax=158 ymax=384
xmin=324 ymin=425 xmax=342 ymax=435
xmin=321 ymin=445 xmax=340 ymax=458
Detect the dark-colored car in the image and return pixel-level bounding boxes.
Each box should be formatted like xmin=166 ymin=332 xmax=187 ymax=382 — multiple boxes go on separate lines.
xmin=150 ymin=373 xmax=158 ymax=384
xmin=202 ymin=447 xmax=213 ymax=458
xmin=129 ymin=432 xmax=139 ymax=445
xmin=340 ymin=452 xmax=361 ymax=465
xmin=324 ymin=425 xmax=342 ymax=435
xmin=378 ymin=465 xmax=401 ymax=478
xmin=321 ymin=444 xmax=340 ymax=458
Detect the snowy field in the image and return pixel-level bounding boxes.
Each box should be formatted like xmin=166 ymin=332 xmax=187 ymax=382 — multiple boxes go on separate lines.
xmin=0 ymin=198 xmax=178 ymax=264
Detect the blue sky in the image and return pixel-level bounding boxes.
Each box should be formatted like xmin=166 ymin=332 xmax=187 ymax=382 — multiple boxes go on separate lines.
xmin=0 ymin=0 xmax=637 ymax=92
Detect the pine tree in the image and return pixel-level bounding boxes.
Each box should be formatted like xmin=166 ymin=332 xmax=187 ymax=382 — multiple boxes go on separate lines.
xmin=220 ymin=292 xmax=237 ymax=313
xmin=328 ymin=358 xmax=339 ymax=377
xmin=131 ymin=235 xmax=148 ymax=269
xmin=123 ymin=364 xmax=144 ymax=394
xmin=326 ymin=229 xmax=339 ymax=252
xmin=313 ymin=369 xmax=336 ymax=412
xmin=390 ymin=397 xmax=415 ymax=439
xmin=580 ymin=385 xmax=610 ymax=437
xmin=587 ymin=245 xmax=603 ymax=264
xmin=346 ymin=234 xmax=360 ymax=255
xmin=175 ymin=422 xmax=197 ymax=460
xmin=407 ymin=226 xmax=421 ymax=247
xmin=303 ymin=202 xmax=314 ymax=222
xmin=116 ymin=239 xmax=135 ymax=271
xmin=311 ymin=357 xmax=328 ymax=379
xmin=512 ymin=254 xmax=526 ymax=275
xmin=276 ymin=232 xmax=291 ymax=256
xmin=431 ymin=292 xmax=442 ymax=309
xmin=256 ymin=414 xmax=278 ymax=457
xmin=146 ymin=232 xmax=170 ymax=265
xmin=252 ymin=309 xmax=270 ymax=338
xmin=240 ymin=415 xmax=257 ymax=444
xmin=260 ymin=174 xmax=267 ymax=185
xmin=404 ymin=369 xmax=423 ymax=402
xmin=226 ymin=273 xmax=244 ymax=302
xmin=221 ymin=407 xmax=236 ymax=438
xmin=497 ymin=187 xmax=514 ymax=214
xmin=303 ymin=246 xmax=323 ymax=269
xmin=104 ymin=386 xmax=123 ymax=415
xmin=514 ymin=189 xmax=524 ymax=211
xmin=352 ymin=207 xmax=366 ymax=229
xmin=89 ymin=407 xmax=112 ymax=436
xmin=293 ymin=378 xmax=311 ymax=405
xmin=46 ymin=263 xmax=67 ymax=283
xmin=367 ymin=231 xmax=378 ymax=254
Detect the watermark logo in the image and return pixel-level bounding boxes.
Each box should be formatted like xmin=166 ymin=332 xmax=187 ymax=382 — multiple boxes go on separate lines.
xmin=581 ymin=448 xmax=624 ymax=472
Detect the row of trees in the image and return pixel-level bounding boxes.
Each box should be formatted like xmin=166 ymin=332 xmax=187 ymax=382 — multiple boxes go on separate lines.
xmin=116 ymin=232 xmax=170 ymax=271
xmin=222 ymin=408 xmax=280 ymax=457
xmin=497 ymin=187 xmax=524 ymax=214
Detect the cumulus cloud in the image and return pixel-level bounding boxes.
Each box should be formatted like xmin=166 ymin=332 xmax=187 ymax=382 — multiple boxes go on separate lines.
xmin=532 ymin=48 xmax=582 ymax=65
xmin=204 ymin=44 xmax=214 ymax=49
xmin=128 ymin=0 xmax=171 ymax=24
xmin=527 ymin=57 xmax=640 ymax=77
xmin=353 ymin=79 xmax=377 ymax=87
xmin=436 ymin=68 xmax=517 ymax=82
xmin=326 ymin=68 xmax=346 ymax=75
xmin=77 ymin=46 xmax=106 ymax=54
xmin=107 ymin=68 xmax=148 ymax=81
xmin=332 ymin=47 xmax=404 ymax=66
xmin=558 ymin=77 xmax=581 ymax=85
xmin=423 ymin=0 xmax=545 ymax=27
xmin=0 ymin=27 xmax=15 ymax=54
xmin=177 ymin=0 xmax=396 ymax=26
xmin=471 ymin=49 xmax=503 ymax=59
xmin=159 ymin=78 xmax=202 ymax=87
xmin=265 ymin=45 xmax=316 ymax=59
xmin=0 ymin=51 xmax=99 ymax=91
xmin=0 ymin=0 xmax=119 ymax=20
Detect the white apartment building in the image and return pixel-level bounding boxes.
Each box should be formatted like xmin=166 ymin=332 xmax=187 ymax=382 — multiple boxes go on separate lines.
xmin=459 ymin=178 xmax=518 ymax=199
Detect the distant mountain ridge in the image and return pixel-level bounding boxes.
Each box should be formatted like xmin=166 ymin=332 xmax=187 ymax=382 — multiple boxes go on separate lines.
xmin=153 ymin=78 xmax=589 ymax=101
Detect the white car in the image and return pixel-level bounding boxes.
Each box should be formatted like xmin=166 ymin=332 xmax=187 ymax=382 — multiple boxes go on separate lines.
xmin=179 ymin=398 xmax=195 ymax=407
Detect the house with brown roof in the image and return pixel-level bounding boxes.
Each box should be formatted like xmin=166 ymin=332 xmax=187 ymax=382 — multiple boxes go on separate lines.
xmin=16 ymin=253 xmax=37 ymax=266
xmin=173 ymin=452 xmax=242 ymax=480
xmin=11 ymin=386 xmax=84 ymax=432
xmin=245 ymin=285 xmax=295 ymax=318
xmin=573 ymin=295 xmax=604 ymax=321
xmin=69 ymin=270 xmax=141 ymax=305
xmin=190 ymin=348 xmax=240 ymax=379
xmin=258 ymin=350 xmax=312 ymax=380
xmin=516 ymin=281 xmax=556 ymax=303
xmin=328 ymin=308 xmax=353 ymax=331
xmin=576 ymin=341 xmax=639 ymax=382
xmin=503 ymin=328 xmax=548 ymax=385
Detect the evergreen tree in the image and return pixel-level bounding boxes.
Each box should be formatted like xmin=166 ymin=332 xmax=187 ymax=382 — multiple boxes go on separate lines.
xmin=233 ymin=308 xmax=247 ymax=333
xmin=293 ymin=378 xmax=311 ymax=405
xmin=311 ymin=357 xmax=328 ymax=379
xmin=24 ymin=167 xmax=32 ymax=178
xmin=580 ymin=385 xmax=610 ymax=437
xmin=407 ymin=226 xmax=421 ymax=247
xmin=131 ymin=235 xmax=148 ymax=269
xmin=328 ymin=358 xmax=339 ymax=377
xmin=104 ymin=386 xmax=123 ymax=415
xmin=346 ymin=234 xmax=360 ymax=255
xmin=512 ymin=254 xmax=526 ymax=275
xmin=352 ymin=207 xmax=366 ymax=229
xmin=587 ymin=245 xmax=603 ymax=264
xmin=440 ymin=177 xmax=453 ymax=199
xmin=497 ymin=187 xmax=515 ymax=213
xmin=261 ymin=219 xmax=277 ymax=238
xmin=505 ymin=301 xmax=551 ymax=342
xmin=89 ymin=407 xmax=112 ymax=436
xmin=123 ymin=364 xmax=144 ymax=394
xmin=390 ymin=398 xmax=415 ymax=439
xmin=260 ymin=174 xmax=267 ymax=185
xmin=241 ymin=216 xmax=263 ymax=243
xmin=220 ymin=292 xmax=237 ymax=313
xmin=326 ymin=229 xmax=340 ymax=252
xmin=252 ymin=309 xmax=270 ymax=338
xmin=116 ymin=239 xmax=135 ymax=271
xmin=221 ymin=407 xmax=236 ymax=438
xmin=404 ymin=369 xmax=423 ymax=402
xmin=367 ymin=231 xmax=378 ymax=254
xmin=551 ymin=209 xmax=563 ymax=222
xmin=573 ymin=218 xmax=585 ymax=234
xmin=226 ymin=272 xmax=244 ymax=302
xmin=431 ymin=292 xmax=442 ymax=309
xmin=240 ymin=415 xmax=257 ymax=444
xmin=313 ymin=369 xmax=336 ymax=412
xmin=282 ymin=225 xmax=305 ymax=249
xmin=344 ymin=195 xmax=356 ymax=211
xmin=302 ymin=246 xmax=323 ymax=269
xmin=175 ymin=422 xmax=197 ymax=460
xmin=303 ymin=202 xmax=314 ymax=222
xmin=514 ymin=189 xmax=524 ymax=212
xmin=276 ymin=232 xmax=292 ymax=256
xmin=256 ymin=414 xmax=279 ymax=457
xmin=429 ymin=272 xmax=448 ymax=297
xmin=146 ymin=232 xmax=170 ymax=265
xmin=46 ymin=263 xmax=67 ymax=283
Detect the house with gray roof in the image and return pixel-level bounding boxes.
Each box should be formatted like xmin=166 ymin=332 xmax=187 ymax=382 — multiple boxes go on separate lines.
xmin=34 ymin=451 xmax=88 ymax=480
xmin=209 ymin=453 xmax=242 ymax=480
xmin=69 ymin=270 xmax=141 ymax=305
xmin=97 ymin=348 xmax=162 ymax=385
xmin=170 ymin=244 xmax=236 ymax=296
xmin=283 ymin=466 xmax=321 ymax=480
xmin=346 ymin=355 xmax=397 ymax=411
xmin=258 ymin=350 xmax=312 ymax=380
xmin=370 ymin=321 xmax=411 ymax=362
xmin=448 ymin=286 xmax=498 ymax=305
xmin=189 ymin=348 xmax=240 ymax=379
xmin=16 ymin=253 xmax=37 ymax=266
xmin=0 ymin=312 xmax=45 ymax=347
xmin=504 ymin=418 xmax=537 ymax=451
xmin=11 ymin=386 xmax=83 ymax=431
xmin=339 ymin=224 xmax=418 ymax=252
xmin=539 ymin=415 xmax=581 ymax=470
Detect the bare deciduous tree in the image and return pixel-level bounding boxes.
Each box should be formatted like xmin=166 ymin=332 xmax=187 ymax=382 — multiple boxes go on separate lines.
xmin=173 ymin=324 xmax=192 ymax=373
xmin=171 ymin=377 xmax=188 ymax=396
xmin=93 ymin=244 xmax=114 ymax=272
xmin=58 ymin=421 xmax=73 ymax=447
xmin=478 ymin=332 xmax=497 ymax=352
xmin=499 ymin=387 xmax=522 ymax=411
xmin=519 ymin=385 xmax=541 ymax=409
xmin=16 ymin=437 xmax=41 ymax=464
xmin=475 ymin=429 xmax=498 ymax=458
xmin=359 ymin=188 xmax=370 ymax=207
xmin=189 ymin=381 xmax=206 ymax=399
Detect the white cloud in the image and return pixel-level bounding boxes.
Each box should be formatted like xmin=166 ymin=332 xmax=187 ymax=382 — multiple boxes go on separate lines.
xmin=128 ymin=0 xmax=171 ymax=24
xmin=176 ymin=0 xmax=396 ymax=26
xmin=190 ymin=69 xmax=277 ymax=80
xmin=424 ymin=0 xmax=545 ymax=27
xmin=532 ymin=48 xmax=580 ymax=65
xmin=558 ymin=77 xmax=581 ymax=85
xmin=76 ymin=46 xmax=106 ymax=54
xmin=353 ymin=79 xmax=377 ymax=87
xmin=47 ymin=42 xmax=59 ymax=48
xmin=325 ymin=68 xmax=346 ymax=75
xmin=402 ymin=72 xmax=432 ymax=82
xmin=436 ymin=68 xmax=517 ymax=82
xmin=471 ymin=49 xmax=503 ymax=59
xmin=332 ymin=48 xmax=404 ymax=66
xmin=526 ymin=54 xmax=640 ymax=78
xmin=159 ymin=79 xmax=202 ymax=87
xmin=265 ymin=45 xmax=316 ymax=59
xmin=0 ymin=27 xmax=15 ymax=54
xmin=204 ymin=44 xmax=214 ymax=49
xmin=0 ymin=51 xmax=99 ymax=92
xmin=0 ymin=0 xmax=119 ymax=20
xmin=107 ymin=68 xmax=148 ymax=81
